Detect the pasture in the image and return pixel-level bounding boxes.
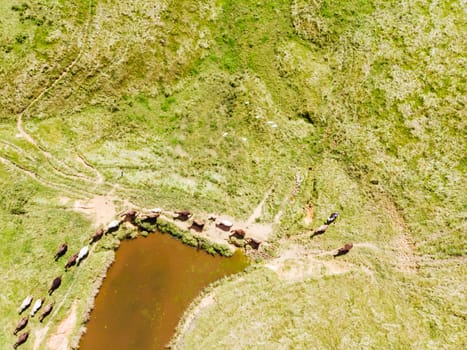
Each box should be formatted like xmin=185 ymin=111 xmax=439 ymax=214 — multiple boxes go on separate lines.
xmin=0 ymin=0 xmax=465 ymax=349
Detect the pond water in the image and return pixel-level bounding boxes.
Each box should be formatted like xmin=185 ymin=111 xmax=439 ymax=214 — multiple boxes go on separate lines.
xmin=78 ymin=232 xmax=248 ymax=350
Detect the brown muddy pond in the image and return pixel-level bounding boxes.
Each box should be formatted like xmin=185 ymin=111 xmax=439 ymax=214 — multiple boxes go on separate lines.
xmin=79 ymin=232 xmax=248 ymax=350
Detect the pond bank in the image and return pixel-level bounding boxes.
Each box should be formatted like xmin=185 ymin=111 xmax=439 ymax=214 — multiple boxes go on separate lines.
xmin=78 ymin=232 xmax=249 ymax=349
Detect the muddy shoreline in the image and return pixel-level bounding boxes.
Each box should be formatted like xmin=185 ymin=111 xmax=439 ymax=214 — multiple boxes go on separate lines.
xmin=77 ymin=231 xmax=249 ymax=349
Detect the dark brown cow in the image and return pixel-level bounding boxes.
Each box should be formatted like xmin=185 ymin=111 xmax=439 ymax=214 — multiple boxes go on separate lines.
xmin=54 ymin=243 xmax=68 ymax=261
xmin=13 ymin=331 xmax=29 ymax=349
xmin=246 ymin=237 xmax=261 ymax=250
xmin=48 ymin=276 xmax=62 ymax=296
xmin=189 ymin=219 xmax=205 ymax=232
xmin=65 ymin=253 xmax=78 ymax=271
xmin=90 ymin=228 xmax=104 ymax=244
xmin=310 ymin=224 xmax=329 ymax=238
xmin=229 ymin=229 xmax=246 ymax=240
xmin=174 ymin=210 xmax=192 ymax=221
xmin=334 ymin=243 xmax=353 ymax=257
xmin=121 ymin=210 xmax=138 ymax=224
xmin=39 ymin=303 xmax=54 ymax=323
xmin=13 ymin=317 xmax=28 ymax=335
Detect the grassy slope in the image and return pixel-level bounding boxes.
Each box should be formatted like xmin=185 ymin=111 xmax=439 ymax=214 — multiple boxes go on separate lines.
xmin=0 ymin=0 xmax=465 ymax=349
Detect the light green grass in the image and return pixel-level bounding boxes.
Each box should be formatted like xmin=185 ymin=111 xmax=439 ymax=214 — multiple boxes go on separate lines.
xmin=0 ymin=0 xmax=465 ymax=349
xmin=177 ymin=269 xmax=431 ymax=349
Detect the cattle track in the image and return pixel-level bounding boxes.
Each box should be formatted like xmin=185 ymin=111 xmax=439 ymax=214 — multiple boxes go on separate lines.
xmin=8 ymin=0 xmax=107 ymax=198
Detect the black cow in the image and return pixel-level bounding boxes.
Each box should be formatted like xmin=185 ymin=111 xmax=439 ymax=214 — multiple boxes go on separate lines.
xmin=246 ymin=237 xmax=261 ymax=250
xmin=174 ymin=210 xmax=192 ymax=221
xmin=139 ymin=212 xmax=160 ymax=224
xmin=189 ymin=219 xmax=205 ymax=232
xmin=48 ymin=276 xmax=62 ymax=295
xmin=325 ymin=212 xmax=339 ymax=225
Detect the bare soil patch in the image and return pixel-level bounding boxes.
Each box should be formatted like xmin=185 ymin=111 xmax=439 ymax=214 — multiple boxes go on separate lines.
xmin=264 ymin=245 xmax=357 ymax=281
xmin=73 ymin=195 xmax=118 ymax=228
xmin=46 ymin=302 xmax=77 ymax=350
xmin=33 ymin=326 xmax=50 ymax=350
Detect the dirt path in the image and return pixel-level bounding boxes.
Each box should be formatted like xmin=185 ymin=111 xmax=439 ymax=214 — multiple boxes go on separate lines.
xmin=77 ymin=154 xmax=105 ymax=185
xmin=13 ymin=0 xmax=104 ymax=187
xmin=0 ymin=155 xmax=91 ymax=198
xmin=241 ymin=187 xmax=274 ymax=241
xmin=246 ymin=187 xmax=272 ymax=226
xmin=1 ymin=140 xmax=98 ymax=190
xmin=381 ymin=196 xmax=419 ymax=273
xmin=45 ymin=302 xmax=78 ymax=350
xmin=263 ymin=244 xmax=361 ymax=281
xmin=274 ymin=170 xmax=308 ymax=225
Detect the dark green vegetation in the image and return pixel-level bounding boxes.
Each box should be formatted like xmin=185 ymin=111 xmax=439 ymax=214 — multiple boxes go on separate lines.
xmin=0 ymin=0 xmax=465 ymax=349
xmin=154 ymin=218 xmax=234 ymax=256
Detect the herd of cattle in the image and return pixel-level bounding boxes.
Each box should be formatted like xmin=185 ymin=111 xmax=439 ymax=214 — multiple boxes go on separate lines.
xmin=11 ymin=208 xmax=351 ymax=348
xmin=10 ymin=210 xmax=139 ymax=349
xmin=311 ymin=212 xmax=354 ymax=257
xmin=172 ymin=210 xmax=263 ymax=250
xmin=9 ymin=208 xmax=257 ymax=348
xmin=12 ymin=244 xmax=93 ymax=348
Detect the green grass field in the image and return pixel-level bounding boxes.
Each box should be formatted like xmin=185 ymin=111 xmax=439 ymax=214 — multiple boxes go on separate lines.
xmin=0 ymin=0 xmax=465 ymax=349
